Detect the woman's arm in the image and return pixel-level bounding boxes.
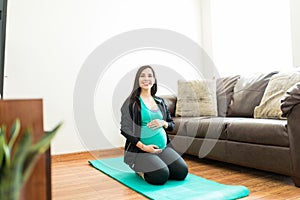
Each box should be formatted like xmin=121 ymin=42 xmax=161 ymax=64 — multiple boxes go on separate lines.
xmin=120 ymin=99 xmax=139 ymax=146
xmin=136 ymin=141 xmax=162 ymax=154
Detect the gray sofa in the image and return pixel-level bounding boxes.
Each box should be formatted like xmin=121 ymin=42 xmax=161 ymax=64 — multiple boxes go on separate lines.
xmin=163 ymin=72 xmax=300 ymax=187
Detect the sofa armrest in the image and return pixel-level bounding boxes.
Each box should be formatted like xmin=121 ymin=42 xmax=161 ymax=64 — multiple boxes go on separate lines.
xmin=159 ymin=95 xmax=177 ymax=117
xmin=281 ymin=82 xmax=300 ymax=185
xmin=281 ymin=82 xmax=300 ymax=118
xmin=286 ymin=102 xmax=300 ymax=186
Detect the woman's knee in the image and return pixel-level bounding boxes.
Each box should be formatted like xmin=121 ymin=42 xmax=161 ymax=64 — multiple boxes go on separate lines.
xmin=177 ymin=162 xmax=188 ymax=180
xmin=169 ymin=159 xmax=188 ymax=180
xmin=144 ymin=166 xmax=169 ymax=185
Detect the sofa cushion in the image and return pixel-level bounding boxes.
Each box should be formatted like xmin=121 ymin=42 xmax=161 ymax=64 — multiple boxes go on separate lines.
xmin=185 ymin=138 xmax=227 ymax=160
xmin=226 ymin=142 xmax=291 ymax=175
xmin=167 ymin=117 xmax=193 ymax=136
xmin=226 ymin=118 xmax=288 ymax=147
xmin=254 ymin=71 xmax=300 ymax=119
xmin=227 ymin=72 xmax=278 ymax=117
xmin=185 ymin=117 xmax=229 ymax=140
xmin=216 ymin=75 xmax=240 ymax=117
xmin=175 ymin=79 xmax=217 ymax=117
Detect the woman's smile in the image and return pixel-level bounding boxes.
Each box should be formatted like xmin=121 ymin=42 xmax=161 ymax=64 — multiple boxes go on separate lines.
xmin=139 ymin=68 xmax=155 ymax=90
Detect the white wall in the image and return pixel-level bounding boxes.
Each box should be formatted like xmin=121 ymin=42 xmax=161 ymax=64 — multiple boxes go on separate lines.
xmin=210 ymin=0 xmax=293 ymax=76
xmin=4 ymin=0 xmax=202 ymax=154
xmin=291 ymin=0 xmax=300 ymax=67
xmin=5 ymin=0 xmax=299 ymax=155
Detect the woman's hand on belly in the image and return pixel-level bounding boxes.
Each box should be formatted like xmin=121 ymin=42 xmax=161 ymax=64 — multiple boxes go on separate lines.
xmin=147 ymin=119 xmax=168 ymax=129
xmin=142 ymin=144 xmax=162 ymax=154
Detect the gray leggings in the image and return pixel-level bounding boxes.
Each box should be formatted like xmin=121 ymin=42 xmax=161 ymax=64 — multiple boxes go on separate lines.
xmin=131 ymin=147 xmax=188 ymax=185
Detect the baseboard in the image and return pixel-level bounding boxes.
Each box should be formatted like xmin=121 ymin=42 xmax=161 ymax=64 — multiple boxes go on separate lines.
xmin=51 ymin=147 xmax=124 ymax=163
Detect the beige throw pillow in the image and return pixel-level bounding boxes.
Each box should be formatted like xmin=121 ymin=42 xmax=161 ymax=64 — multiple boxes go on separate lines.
xmin=254 ymin=72 xmax=300 ymax=119
xmin=175 ymin=79 xmax=217 ymax=117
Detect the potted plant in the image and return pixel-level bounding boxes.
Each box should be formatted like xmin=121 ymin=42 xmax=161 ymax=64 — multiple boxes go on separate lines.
xmin=0 ymin=119 xmax=62 ymax=200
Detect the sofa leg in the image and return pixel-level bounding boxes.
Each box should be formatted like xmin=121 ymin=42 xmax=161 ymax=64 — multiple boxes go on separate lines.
xmin=292 ymin=176 xmax=300 ymax=187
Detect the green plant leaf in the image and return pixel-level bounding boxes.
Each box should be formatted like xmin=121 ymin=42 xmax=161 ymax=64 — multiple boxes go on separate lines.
xmin=8 ymin=119 xmax=21 ymax=150
xmin=22 ymin=122 xmax=62 ymax=182
xmin=0 ymin=125 xmax=7 ymax=145
xmin=5 ymin=130 xmax=32 ymax=197
xmin=31 ymin=122 xmax=62 ymax=154
xmin=3 ymin=143 xmax=10 ymax=170
xmin=12 ymin=131 xmax=31 ymax=166
xmin=0 ymin=128 xmax=5 ymax=171
xmin=0 ymin=125 xmax=11 ymax=170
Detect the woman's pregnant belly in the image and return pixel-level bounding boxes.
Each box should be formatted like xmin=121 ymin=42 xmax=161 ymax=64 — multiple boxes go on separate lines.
xmin=140 ymin=126 xmax=167 ymax=149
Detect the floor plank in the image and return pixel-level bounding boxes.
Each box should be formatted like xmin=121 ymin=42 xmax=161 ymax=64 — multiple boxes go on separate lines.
xmin=51 ymin=148 xmax=300 ymax=199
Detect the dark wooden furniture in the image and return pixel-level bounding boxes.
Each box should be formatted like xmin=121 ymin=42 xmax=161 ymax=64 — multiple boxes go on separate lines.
xmin=0 ymin=99 xmax=51 ymax=200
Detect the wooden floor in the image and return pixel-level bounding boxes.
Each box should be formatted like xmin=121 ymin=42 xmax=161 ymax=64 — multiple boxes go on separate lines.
xmin=51 ymin=148 xmax=300 ymax=200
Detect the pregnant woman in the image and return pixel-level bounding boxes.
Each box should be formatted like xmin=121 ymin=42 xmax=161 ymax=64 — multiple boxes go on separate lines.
xmin=120 ymin=65 xmax=188 ymax=185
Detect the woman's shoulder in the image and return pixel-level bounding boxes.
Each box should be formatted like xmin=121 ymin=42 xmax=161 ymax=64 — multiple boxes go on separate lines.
xmin=121 ymin=96 xmax=139 ymax=109
xmin=154 ymin=95 xmax=177 ymax=108
xmin=121 ymin=97 xmax=131 ymax=109
xmin=153 ymin=96 xmax=164 ymax=103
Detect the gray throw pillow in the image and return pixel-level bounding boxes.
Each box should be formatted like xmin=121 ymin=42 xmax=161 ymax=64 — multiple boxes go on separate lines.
xmin=227 ymin=71 xmax=278 ymax=117
xmin=216 ymin=75 xmax=240 ymax=117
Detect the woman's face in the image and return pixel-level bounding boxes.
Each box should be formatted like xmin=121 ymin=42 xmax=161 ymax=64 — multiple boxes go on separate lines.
xmin=139 ymin=68 xmax=155 ymax=91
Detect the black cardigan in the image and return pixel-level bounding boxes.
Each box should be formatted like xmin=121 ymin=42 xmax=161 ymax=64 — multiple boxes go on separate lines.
xmin=120 ymin=95 xmax=175 ymax=166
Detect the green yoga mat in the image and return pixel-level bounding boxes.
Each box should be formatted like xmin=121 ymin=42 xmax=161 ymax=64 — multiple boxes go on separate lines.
xmin=89 ymin=157 xmax=250 ymax=200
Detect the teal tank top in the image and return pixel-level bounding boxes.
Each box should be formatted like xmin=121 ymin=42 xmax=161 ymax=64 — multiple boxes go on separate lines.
xmin=140 ymin=98 xmax=167 ymax=149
